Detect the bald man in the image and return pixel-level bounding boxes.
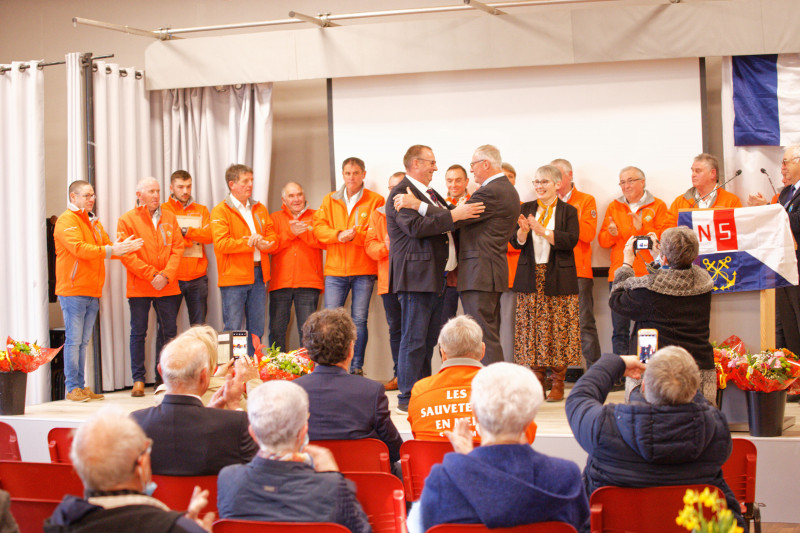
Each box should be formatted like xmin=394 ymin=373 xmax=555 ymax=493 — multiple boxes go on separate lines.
xmin=117 ymin=177 xmax=184 ymax=397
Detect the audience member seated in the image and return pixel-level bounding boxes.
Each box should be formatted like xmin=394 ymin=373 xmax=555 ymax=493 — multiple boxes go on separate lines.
xmin=131 ymin=332 xmax=258 ymax=476
xmin=565 ymin=347 xmax=744 ymax=527
xmin=408 ymin=363 xmax=589 ymax=533
xmin=217 ymin=380 xmax=370 ymax=532
xmin=294 ymin=308 xmax=403 ymax=465
xmin=45 ymin=407 xmax=212 ymax=533
xmin=408 ymin=315 xmax=536 ymax=443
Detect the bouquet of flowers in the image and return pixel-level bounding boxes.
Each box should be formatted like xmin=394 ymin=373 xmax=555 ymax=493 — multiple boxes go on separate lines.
xmin=253 ymin=336 xmax=314 ymax=381
xmin=0 ymin=337 xmax=62 ymax=373
xmin=713 ymin=335 xmax=745 ymax=390
xmin=725 ymin=347 xmax=800 ymax=393
xmin=675 ymin=487 xmax=743 ymax=533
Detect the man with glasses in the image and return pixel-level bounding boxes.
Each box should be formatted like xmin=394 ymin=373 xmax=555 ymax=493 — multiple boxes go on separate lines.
xmin=667 ymin=153 xmax=742 ymax=226
xmin=55 ymin=180 xmax=143 ymax=401
xmin=598 ymin=167 xmax=669 ymax=357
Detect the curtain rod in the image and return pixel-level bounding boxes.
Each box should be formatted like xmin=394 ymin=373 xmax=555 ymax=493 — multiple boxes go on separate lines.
xmin=73 ymin=0 xmax=626 ymax=40
xmin=0 ymin=54 xmax=114 ymax=75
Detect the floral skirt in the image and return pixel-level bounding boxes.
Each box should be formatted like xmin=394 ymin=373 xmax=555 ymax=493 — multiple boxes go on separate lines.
xmin=514 ymin=264 xmax=581 ymax=368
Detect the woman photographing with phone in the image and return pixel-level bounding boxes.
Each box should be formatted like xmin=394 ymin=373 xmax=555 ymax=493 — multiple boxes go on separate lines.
xmin=608 ymin=226 xmax=717 ymax=405
xmin=511 ymin=165 xmax=580 ymax=402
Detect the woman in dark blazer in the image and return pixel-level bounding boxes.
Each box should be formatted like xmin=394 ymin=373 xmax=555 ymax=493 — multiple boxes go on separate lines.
xmin=511 ymin=165 xmax=580 ymax=401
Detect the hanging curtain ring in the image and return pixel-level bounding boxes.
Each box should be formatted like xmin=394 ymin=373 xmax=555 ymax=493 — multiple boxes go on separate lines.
xmin=135 ymin=71 xmax=143 ymax=80
xmin=119 ymin=69 xmax=128 ymax=78
xmin=105 ymin=65 xmax=112 ymax=74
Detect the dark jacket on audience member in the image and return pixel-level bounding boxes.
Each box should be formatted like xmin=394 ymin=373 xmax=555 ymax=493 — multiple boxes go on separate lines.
xmin=217 ymin=456 xmax=371 ymax=533
xmin=565 ymin=354 xmax=743 ymax=526
xmin=131 ymin=394 xmax=258 ymax=476
xmin=294 ymin=364 xmax=403 ymax=463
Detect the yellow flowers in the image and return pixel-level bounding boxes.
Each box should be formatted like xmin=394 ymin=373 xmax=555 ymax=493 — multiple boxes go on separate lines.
xmin=676 ymin=488 xmax=743 ymax=533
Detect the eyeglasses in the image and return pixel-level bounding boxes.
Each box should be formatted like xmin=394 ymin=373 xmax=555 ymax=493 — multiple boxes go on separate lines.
xmin=416 ymin=158 xmax=437 ymax=166
xmin=469 ymin=159 xmax=486 ymax=167
xmin=80 ymin=193 xmax=96 ymax=199
xmin=532 ymin=179 xmax=553 ymax=186
xmin=781 ymin=157 xmax=800 ymax=165
xmin=618 ymin=178 xmax=644 ymax=187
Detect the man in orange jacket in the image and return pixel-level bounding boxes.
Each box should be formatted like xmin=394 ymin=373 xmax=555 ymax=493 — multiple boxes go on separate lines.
xmin=667 ymin=153 xmax=742 ymax=226
xmin=55 ymin=180 xmax=143 ymax=401
xmin=312 ymin=157 xmax=385 ymax=375
xmin=552 ymin=158 xmax=602 ymax=369
xmin=161 ymin=170 xmax=212 ymax=326
xmin=268 ymin=182 xmax=324 ymax=352
xmin=117 ymin=177 xmax=185 ymax=396
xmin=441 ymin=164 xmax=471 ymax=325
xmin=211 ymin=164 xmax=278 ymax=357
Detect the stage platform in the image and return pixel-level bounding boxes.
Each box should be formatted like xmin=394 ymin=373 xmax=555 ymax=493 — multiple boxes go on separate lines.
xmin=3 ymin=383 xmax=800 ymax=523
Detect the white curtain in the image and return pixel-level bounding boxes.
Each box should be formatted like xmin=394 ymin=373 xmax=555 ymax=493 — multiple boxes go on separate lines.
xmin=0 ymin=61 xmax=50 ymax=404
xmin=66 ymin=53 xmax=85 ymax=184
xmin=151 ymin=83 xmax=273 ymax=334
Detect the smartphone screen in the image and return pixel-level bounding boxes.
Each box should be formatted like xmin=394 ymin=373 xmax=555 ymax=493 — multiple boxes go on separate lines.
xmin=232 ymin=330 xmax=248 ymax=359
xmin=637 ymin=329 xmax=658 ymax=363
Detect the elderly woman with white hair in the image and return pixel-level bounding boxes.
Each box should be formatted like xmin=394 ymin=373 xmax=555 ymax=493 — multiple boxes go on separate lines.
xmin=217 ymin=380 xmax=370 ymax=532
xmin=45 ymin=407 xmax=212 ymax=532
xmin=609 ymin=225 xmax=716 ymax=404
xmin=408 ymin=363 xmax=589 ymax=532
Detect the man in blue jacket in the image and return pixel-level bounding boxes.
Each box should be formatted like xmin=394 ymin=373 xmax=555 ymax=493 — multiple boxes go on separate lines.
xmin=565 ymin=347 xmax=744 ymax=526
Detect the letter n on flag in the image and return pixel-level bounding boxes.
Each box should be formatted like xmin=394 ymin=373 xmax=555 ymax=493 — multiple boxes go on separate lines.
xmin=677 ymin=205 xmax=798 ymax=293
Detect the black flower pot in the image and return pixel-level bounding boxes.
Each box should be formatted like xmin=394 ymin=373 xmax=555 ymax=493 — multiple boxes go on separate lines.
xmin=0 ymin=371 xmax=27 ymax=415
xmin=745 ymin=390 xmax=786 ymax=437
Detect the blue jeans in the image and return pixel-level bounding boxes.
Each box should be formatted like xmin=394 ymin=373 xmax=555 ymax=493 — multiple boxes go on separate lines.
xmin=381 ymin=293 xmax=401 ymax=377
xmin=268 ymin=287 xmax=321 ymax=351
xmin=179 ymin=274 xmax=209 ymax=325
xmin=440 ymin=286 xmax=460 ymax=325
xmin=397 ymin=290 xmax=445 ymax=408
xmin=220 ymin=266 xmax=267 ymax=356
xmin=129 ymin=294 xmax=182 ymax=383
xmin=58 ymin=295 xmax=100 ymax=393
xmin=324 ymin=275 xmax=376 ymax=371
xmin=609 ymin=281 xmax=632 ymax=355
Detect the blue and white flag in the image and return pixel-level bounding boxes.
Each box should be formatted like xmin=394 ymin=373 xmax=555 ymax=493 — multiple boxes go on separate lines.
xmin=732 ymin=54 xmax=800 ymax=147
xmin=677 ymin=205 xmax=798 ymax=293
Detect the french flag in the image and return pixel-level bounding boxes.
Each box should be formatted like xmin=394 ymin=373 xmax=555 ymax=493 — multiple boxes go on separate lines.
xmin=732 ymin=54 xmax=800 ymax=146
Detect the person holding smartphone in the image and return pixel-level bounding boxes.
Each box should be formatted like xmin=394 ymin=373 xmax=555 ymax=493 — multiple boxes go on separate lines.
xmin=608 ymin=226 xmax=716 ymax=404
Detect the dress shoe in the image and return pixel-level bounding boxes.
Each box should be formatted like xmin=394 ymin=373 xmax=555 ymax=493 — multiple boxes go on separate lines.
xmin=66 ymin=388 xmax=89 ymax=402
xmin=351 ymin=368 xmax=365 ymax=376
xmin=131 ymin=381 xmax=145 ymax=397
xmin=384 ymin=377 xmax=398 ymax=391
xmin=82 ymin=387 xmax=105 ymax=400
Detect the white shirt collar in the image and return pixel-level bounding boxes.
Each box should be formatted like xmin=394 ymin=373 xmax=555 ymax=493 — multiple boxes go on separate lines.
xmin=481 ymin=172 xmax=506 ymax=187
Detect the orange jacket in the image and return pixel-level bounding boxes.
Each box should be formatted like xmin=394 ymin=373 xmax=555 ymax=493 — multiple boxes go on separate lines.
xmin=210 ymin=196 xmax=278 ymax=287
xmin=365 ymin=207 xmax=391 ymax=295
xmin=598 ymin=192 xmax=669 ymax=281
xmin=667 ymin=187 xmax=742 ymax=227
xmin=54 ymin=208 xmax=113 ymax=298
xmin=565 ymin=186 xmax=599 ymax=279
xmin=269 ymin=205 xmax=324 ymax=292
xmin=312 ymin=186 xmax=385 ymax=277
xmin=507 ymin=244 xmax=521 ymax=288
xmin=117 ymin=205 xmax=184 ymax=298
xmin=161 ymin=196 xmax=212 ymax=281
xmin=408 ymin=360 xmax=537 ymax=444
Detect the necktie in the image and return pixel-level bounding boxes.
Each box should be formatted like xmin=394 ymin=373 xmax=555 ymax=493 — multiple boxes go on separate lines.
xmin=426 ymin=189 xmax=442 ymax=208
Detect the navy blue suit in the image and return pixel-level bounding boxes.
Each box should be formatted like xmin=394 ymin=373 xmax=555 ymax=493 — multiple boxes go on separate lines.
xmin=776 ymin=184 xmax=800 ymax=356
xmin=131 ymin=394 xmax=258 ymax=476
xmin=294 ymin=364 xmax=403 ymax=463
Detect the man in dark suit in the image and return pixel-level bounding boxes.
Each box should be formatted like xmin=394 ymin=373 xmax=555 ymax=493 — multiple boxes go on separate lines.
xmin=293 ymin=308 xmax=404 ymax=464
xmin=459 ymin=145 xmax=521 ymax=364
xmin=131 ymin=334 xmax=258 ymax=476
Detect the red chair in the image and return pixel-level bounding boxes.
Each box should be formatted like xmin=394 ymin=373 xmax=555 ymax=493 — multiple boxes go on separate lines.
xmin=9 ymin=498 xmax=61 ymax=533
xmin=0 ymin=461 xmax=83 ymax=500
xmin=344 ymin=472 xmax=405 ymax=533
xmin=589 ymin=484 xmax=718 ymax=533
xmin=399 ymin=440 xmax=454 ymax=501
xmin=0 ymin=422 xmax=21 ymax=461
xmin=310 ymin=439 xmax=391 ymax=473
xmin=722 ymin=438 xmax=761 ymax=533
xmin=152 ymin=475 xmax=218 ymax=514
xmin=47 ymin=427 xmax=75 ymax=464
xmin=213 ymin=520 xmax=349 ymax=532
xmin=428 ymin=523 xmax=578 ymax=532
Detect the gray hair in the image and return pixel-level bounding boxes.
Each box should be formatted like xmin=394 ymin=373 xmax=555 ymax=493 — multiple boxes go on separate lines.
xmin=535 ymin=165 xmax=563 ymax=185
xmin=248 ymin=380 xmax=309 ymax=454
xmin=159 ymin=335 xmax=209 ymax=387
xmin=786 ymin=145 xmax=800 ymax=160
xmin=643 ymin=346 xmax=700 ymax=406
xmin=694 ymin=153 xmax=720 ymax=181
xmin=474 ymin=145 xmax=502 ymax=168
xmin=71 ymin=407 xmax=148 ymax=491
xmin=660 ymin=226 xmax=699 ymax=269
xmin=471 ymin=363 xmax=543 ymax=439
xmin=619 ymin=166 xmax=646 ymax=181
xmin=135 ymin=177 xmax=159 ymax=193
xmin=550 ymin=158 xmax=573 ymax=173
xmin=438 ymin=315 xmax=483 ymax=360
xmin=177 ymin=325 xmax=219 ymax=375
xmin=281 ymin=182 xmax=304 ymax=199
